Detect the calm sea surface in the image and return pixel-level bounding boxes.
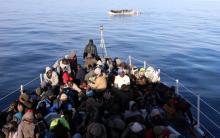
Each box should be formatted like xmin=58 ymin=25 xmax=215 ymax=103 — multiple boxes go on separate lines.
xmin=0 ymin=0 xmax=220 ymax=132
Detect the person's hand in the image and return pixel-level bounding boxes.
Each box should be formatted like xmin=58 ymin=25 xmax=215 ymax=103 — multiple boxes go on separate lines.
xmin=78 ymin=92 xmax=85 ymax=97
xmin=87 ymin=85 xmax=91 ymax=90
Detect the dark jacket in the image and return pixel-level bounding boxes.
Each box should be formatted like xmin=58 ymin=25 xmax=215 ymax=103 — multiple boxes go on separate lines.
xmin=83 ymin=40 xmax=98 ymax=58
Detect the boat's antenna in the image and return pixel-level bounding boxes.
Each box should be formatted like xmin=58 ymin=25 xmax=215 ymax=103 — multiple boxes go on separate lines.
xmin=100 ymin=25 xmax=108 ymax=58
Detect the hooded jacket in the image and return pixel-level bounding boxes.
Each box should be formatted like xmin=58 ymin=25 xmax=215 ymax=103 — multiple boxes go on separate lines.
xmin=83 ymin=40 xmax=98 ymax=59
xmin=44 ymin=71 xmax=59 ymax=86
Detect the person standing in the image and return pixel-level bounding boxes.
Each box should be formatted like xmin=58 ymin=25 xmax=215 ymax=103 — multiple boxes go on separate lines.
xmin=83 ymin=39 xmax=98 ymax=59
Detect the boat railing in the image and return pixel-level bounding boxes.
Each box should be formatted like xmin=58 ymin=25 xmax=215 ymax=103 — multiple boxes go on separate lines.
xmin=0 ymin=76 xmax=40 ymax=112
xmin=128 ymin=55 xmax=220 ymax=138
xmin=0 ymin=47 xmax=77 ymax=112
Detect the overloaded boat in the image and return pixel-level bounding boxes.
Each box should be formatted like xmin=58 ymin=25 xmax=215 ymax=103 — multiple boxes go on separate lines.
xmin=108 ymin=9 xmax=140 ymax=16
xmin=0 ymin=26 xmax=210 ymax=138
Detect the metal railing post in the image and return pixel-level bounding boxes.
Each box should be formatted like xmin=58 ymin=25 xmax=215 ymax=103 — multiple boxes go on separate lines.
xmin=129 ymin=56 xmax=131 ymax=67
xmin=175 ymin=79 xmax=179 ymax=95
xmin=197 ymin=95 xmax=200 ymax=128
xmin=40 ymin=73 xmax=43 ymax=83
xmin=20 ymin=85 xmax=24 ymax=94
xmin=144 ymin=61 xmax=146 ymax=69
xmin=100 ymin=25 xmax=107 ymax=57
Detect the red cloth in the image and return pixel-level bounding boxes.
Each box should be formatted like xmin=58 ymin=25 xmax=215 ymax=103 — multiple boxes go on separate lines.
xmin=144 ymin=128 xmax=170 ymax=138
xmin=144 ymin=128 xmax=154 ymax=138
xmin=161 ymin=129 xmax=170 ymax=137
xmin=62 ymin=72 xmax=73 ymax=84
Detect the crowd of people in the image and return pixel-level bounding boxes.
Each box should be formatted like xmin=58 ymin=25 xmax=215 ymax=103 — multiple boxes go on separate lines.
xmin=0 ymin=40 xmax=196 ymax=138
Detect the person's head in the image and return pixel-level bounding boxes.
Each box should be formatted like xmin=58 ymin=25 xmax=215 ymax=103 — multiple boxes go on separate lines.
xmin=87 ymin=64 xmax=93 ymax=71
xmin=77 ymin=64 xmax=81 ymax=70
xmin=51 ymin=119 xmax=70 ymax=138
xmin=150 ymin=108 xmax=161 ymax=119
xmin=80 ymin=81 xmax=88 ymax=88
xmin=46 ymin=89 xmax=55 ymax=100
xmin=35 ymin=87 xmax=42 ymax=96
xmin=121 ymin=62 xmax=127 ymax=69
xmin=115 ymin=58 xmax=122 ymax=67
xmin=17 ymin=102 xmax=24 ymax=113
xmin=19 ymin=92 xmax=30 ymax=103
xmin=96 ymin=60 xmax=104 ymax=68
xmin=136 ymin=97 xmax=145 ymax=108
xmin=69 ymin=50 xmax=77 ymax=59
xmin=89 ymin=39 xmax=93 ymax=44
xmin=45 ymin=66 xmax=52 ymax=78
xmin=35 ymin=109 xmax=43 ymax=120
xmin=86 ymin=122 xmax=106 ymax=138
xmin=139 ymin=68 xmax=145 ymax=77
xmin=87 ymin=53 xmax=93 ymax=59
xmin=130 ymin=122 xmax=145 ymax=134
xmin=121 ymin=84 xmax=129 ymax=92
xmin=22 ymin=110 xmax=34 ymax=123
xmin=60 ymin=93 xmax=68 ymax=102
xmin=118 ymin=68 xmax=125 ymax=77
xmin=94 ymin=67 xmax=101 ymax=76
xmin=61 ymin=58 xmax=69 ymax=65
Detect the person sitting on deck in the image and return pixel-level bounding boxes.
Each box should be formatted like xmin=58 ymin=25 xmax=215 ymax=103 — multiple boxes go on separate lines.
xmin=58 ymin=58 xmax=72 ymax=74
xmin=115 ymin=58 xmax=122 ymax=68
xmin=84 ymin=65 xmax=96 ymax=82
xmin=114 ymin=68 xmax=130 ymax=89
xmin=75 ymin=64 xmax=85 ymax=85
xmin=43 ymin=66 xmax=59 ymax=87
xmin=50 ymin=93 xmax=73 ymax=112
xmin=13 ymin=102 xmax=24 ymax=123
xmin=62 ymin=68 xmax=74 ymax=85
xmin=84 ymin=53 xmax=97 ymax=70
xmin=88 ymin=67 xmax=107 ymax=92
xmin=18 ymin=92 xmax=33 ymax=109
xmin=62 ymin=80 xmax=84 ymax=106
xmin=83 ymin=39 xmax=98 ymax=59
xmin=136 ymin=68 xmax=148 ymax=86
xmin=17 ymin=110 xmax=39 ymax=138
xmin=67 ymin=50 xmax=78 ymax=74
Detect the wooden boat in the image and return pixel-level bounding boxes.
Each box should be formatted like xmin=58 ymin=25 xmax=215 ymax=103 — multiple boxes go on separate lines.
xmin=108 ymin=9 xmax=140 ymax=16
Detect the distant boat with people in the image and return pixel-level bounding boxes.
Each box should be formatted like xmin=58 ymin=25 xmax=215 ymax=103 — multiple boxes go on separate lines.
xmin=108 ymin=9 xmax=140 ymax=16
